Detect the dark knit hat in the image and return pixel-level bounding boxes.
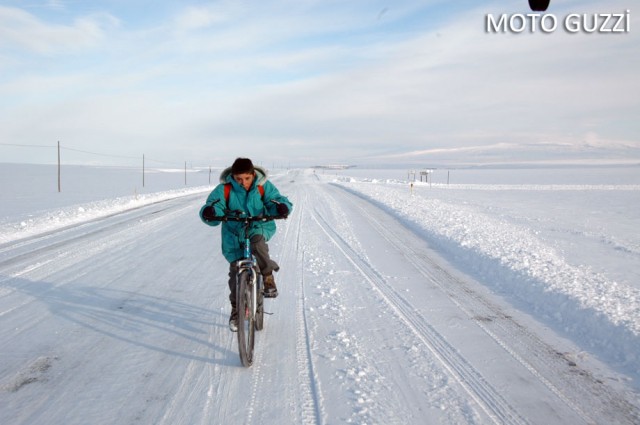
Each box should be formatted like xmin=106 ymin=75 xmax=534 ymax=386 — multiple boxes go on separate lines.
xmin=231 ymin=157 xmax=254 ymax=175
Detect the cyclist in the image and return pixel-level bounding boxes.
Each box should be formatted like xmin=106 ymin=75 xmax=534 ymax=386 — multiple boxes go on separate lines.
xmin=200 ymin=158 xmax=293 ymax=331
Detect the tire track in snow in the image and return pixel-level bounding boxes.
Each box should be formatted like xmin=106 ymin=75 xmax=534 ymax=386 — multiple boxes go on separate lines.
xmin=1 ymin=195 xmax=234 ymax=425
xmin=338 ymin=185 xmax=640 ymax=425
xmin=310 ymin=207 xmax=528 ymax=425
xmin=244 ymin=342 xmax=262 ymax=424
xmin=251 ymin=186 xmax=324 ymax=425
xmin=154 ymin=303 xmax=240 ymax=425
xmin=302 ymin=186 xmax=418 ymax=424
xmin=294 ymin=191 xmax=324 ymax=425
xmin=231 ymin=176 xmax=324 ymax=425
xmin=0 ymin=199 xmax=200 ymax=320
xmin=351 ymin=196 xmax=597 ymax=424
xmin=0 ymin=196 xmax=200 ymax=284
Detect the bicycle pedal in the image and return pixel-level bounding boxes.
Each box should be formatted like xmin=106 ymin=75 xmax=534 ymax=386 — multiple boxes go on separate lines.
xmin=263 ymin=291 xmax=278 ymax=298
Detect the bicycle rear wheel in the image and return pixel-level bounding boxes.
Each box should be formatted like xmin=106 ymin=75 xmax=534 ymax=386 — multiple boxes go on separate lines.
xmin=236 ymin=270 xmax=255 ymax=367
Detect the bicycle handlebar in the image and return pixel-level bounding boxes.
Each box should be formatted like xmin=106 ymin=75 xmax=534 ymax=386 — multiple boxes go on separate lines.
xmin=206 ymin=214 xmax=288 ymax=222
xmin=205 ymin=199 xmax=288 ymax=222
xmin=207 ymin=211 xmax=289 ymax=223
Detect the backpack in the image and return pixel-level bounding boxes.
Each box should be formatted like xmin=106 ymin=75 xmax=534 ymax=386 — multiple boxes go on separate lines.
xmin=224 ymin=183 xmax=264 ymax=205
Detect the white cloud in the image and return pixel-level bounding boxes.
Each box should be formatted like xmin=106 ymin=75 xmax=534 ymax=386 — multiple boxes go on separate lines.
xmin=0 ymin=6 xmax=118 ymax=54
xmin=174 ymin=5 xmax=229 ymax=31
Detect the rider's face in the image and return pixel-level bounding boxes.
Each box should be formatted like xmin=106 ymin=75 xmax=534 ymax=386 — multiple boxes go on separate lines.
xmin=233 ymin=172 xmax=255 ymax=191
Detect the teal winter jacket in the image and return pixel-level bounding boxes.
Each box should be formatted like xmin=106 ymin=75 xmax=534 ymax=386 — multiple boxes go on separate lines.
xmin=199 ymin=166 xmax=293 ymax=263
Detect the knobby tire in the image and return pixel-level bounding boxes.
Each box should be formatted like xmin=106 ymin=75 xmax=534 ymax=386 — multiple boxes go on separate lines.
xmin=255 ymin=273 xmax=265 ymax=331
xmin=236 ymin=270 xmax=255 ymax=367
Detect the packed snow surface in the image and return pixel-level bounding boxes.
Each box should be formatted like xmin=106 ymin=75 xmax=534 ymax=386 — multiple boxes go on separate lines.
xmin=1 ymin=163 xmax=639 ymax=424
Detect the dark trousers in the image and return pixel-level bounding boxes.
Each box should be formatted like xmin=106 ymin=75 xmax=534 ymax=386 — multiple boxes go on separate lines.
xmin=228 ymin=235 xmax=279 ymax=307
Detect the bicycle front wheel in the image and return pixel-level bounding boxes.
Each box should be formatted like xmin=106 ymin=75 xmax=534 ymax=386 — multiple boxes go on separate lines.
xmin=236 ymin=270 xmax=256 ymax=367
xmin=255 ymin=273 xmax=265 ymax=331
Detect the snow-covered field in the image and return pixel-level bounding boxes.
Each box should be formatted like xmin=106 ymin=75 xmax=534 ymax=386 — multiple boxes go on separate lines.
xmin=1 ymin=163 xmax=639 ymax=424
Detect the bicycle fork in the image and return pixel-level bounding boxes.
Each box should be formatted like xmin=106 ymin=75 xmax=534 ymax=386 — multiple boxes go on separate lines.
xmin=237 ymin=260 xmax=258 ymax=319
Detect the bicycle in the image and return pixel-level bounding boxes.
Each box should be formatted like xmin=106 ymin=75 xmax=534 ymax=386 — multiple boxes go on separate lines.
xmin=209 ymin=206 xmax=287 ymax=367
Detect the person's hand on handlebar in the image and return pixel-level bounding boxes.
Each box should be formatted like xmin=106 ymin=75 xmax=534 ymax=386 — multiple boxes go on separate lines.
xmin=202 ymin=205 xmax=217 ymax=221
xmin=271 ymin=200 xmax=289 ymax=216
xmin=276 ymin=203 xmax=288 ymax=216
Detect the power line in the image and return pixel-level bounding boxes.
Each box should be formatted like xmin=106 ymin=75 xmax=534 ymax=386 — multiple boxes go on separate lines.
xmin=2 ymin=142 xmax=189 ymax=169
xmin=60 ymin=146 xmax=139 ymax=160
xmin=144 ymin=156 xmax=183 ymax=166
xmin=60 ymin=147 xmax=183 ymax=167
xmin=0 ymin=143 xmax=56 ymax=148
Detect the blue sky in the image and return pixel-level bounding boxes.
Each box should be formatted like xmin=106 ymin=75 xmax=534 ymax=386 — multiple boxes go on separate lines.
xmin=0 ymin=0 xmax=638 ymax=168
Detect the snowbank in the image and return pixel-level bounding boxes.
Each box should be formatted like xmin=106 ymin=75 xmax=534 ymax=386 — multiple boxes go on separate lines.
xmin=333 ymin=178 xmax=640 ymax=376
xmin=0 ymin=186 xmax=210 ymax=245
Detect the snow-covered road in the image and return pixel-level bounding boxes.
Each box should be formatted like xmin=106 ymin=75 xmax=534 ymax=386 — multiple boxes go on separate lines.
xmin=1 ymin=169 xmax=638 ymax=424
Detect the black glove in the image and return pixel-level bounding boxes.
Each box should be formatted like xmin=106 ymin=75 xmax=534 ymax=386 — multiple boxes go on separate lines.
xmin=202 ymin=206 xmax=217 ymax=220
xmin=276 ymin=203 xmax=289 ymax=216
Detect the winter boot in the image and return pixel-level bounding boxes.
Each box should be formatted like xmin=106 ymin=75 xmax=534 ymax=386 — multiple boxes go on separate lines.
xmin=263 ymin=274 xmax=278 ymax=298
xmin=229 ymin=307 xmax=238 ymax=332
